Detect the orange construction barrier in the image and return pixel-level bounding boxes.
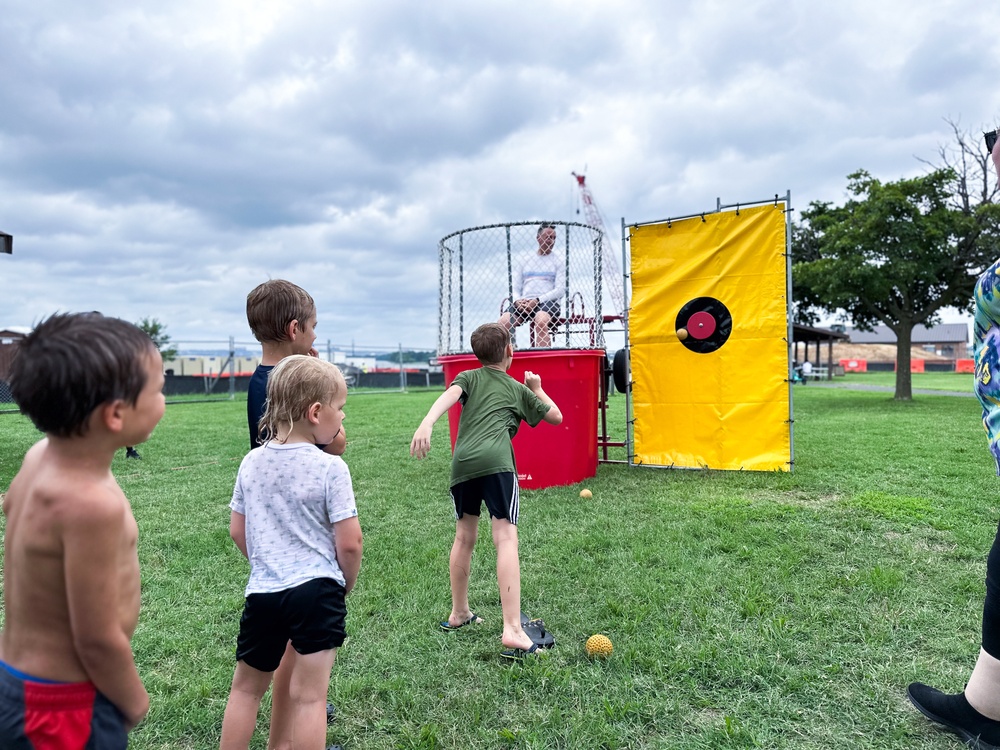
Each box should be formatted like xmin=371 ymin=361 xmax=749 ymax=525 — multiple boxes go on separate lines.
xmin=898 ymin=359 xmax=925 ymax=373
xmin=956 ymin=359 xmax=975 ymax=374
xmin=840 ymin=358 xmax=867 ymax=372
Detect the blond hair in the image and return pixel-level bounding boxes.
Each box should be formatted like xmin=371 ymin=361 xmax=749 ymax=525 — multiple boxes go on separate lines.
xmin=259 ymin=355 xmax=345 ymax=443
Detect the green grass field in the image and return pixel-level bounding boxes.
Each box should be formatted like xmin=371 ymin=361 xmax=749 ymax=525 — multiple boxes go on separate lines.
xmin=0 ymin=386 xmax=997 ymax=749
xmin=838 ymin=371 xmax=975 ymax=391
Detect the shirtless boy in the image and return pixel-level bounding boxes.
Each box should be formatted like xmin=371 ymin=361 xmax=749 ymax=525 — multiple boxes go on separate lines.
xmin=0 ymin=312 xmax=165 ymax=747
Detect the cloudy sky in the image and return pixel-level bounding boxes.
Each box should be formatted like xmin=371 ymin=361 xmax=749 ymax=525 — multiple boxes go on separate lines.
xmin=1 ymin=0 xmax=998 ymax=351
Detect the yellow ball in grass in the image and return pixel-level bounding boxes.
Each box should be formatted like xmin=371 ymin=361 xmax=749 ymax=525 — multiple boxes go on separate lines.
xmin=579 ymin=488 xmax=592 ymax=499
xmin=585 ymin=634 xmax=613 ymax=659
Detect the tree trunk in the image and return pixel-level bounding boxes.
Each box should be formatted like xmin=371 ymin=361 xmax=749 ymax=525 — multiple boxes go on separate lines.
xmin=894 ymin=324 xmax=913 ymax=400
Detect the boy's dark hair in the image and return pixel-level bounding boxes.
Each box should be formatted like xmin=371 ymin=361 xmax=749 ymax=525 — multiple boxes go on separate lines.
xmin=10 ymin=312 xmax=156 ymax=438
xmin=470 ymin=323 xmax=510 ymax=365
xmin=537 ymin=223 xmax=555 ymax=237
xmin=246 ymin=280 xmax=316 ymax=343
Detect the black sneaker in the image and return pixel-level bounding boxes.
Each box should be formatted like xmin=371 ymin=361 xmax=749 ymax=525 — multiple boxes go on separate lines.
xmin=327 ymin=702 xmax=336 ymax=724
xmin=125 ymin=447 xmax=142 ymax=459
xmin=907 ymin=682 xmax=1000 ymax=749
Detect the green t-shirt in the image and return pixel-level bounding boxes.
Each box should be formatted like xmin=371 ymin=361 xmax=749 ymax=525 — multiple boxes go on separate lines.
xmin=450 ymin=366 xmax=551 ymax=486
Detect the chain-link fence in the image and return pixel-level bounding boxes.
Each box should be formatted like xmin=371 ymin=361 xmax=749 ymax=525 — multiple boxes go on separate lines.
xmin=0 ymin=337 xmax=442 ymax=414
xmin=438 ymin=220 xmax=617 ymax=354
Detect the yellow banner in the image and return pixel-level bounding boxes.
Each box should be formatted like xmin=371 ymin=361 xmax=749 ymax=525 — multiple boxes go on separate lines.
xmin=629 ymin=204 xmax=791 ymax=471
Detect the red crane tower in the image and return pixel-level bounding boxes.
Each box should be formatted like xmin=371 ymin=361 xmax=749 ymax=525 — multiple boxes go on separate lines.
xmin=572 ymin=172 xmax=625 ymax=315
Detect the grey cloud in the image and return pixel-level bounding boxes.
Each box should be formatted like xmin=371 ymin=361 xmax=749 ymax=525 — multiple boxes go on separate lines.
xmin=1 ymin=0 xmax=999 ymax=345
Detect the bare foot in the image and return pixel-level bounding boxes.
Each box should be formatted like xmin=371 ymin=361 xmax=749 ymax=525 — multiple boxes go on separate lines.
xmin=441 ymin=612 xmax=483 ymax=630
xmin=501 ymin=625 xmax=535 ymax=651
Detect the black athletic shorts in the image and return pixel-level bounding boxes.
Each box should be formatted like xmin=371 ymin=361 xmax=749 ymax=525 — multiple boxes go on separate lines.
xmin=983 ymin=519 xmax=1000 ymax=659
xmin=236 ymin=577 xmax=347 ymax=672
xmin=450 ymin=472 xmax=519 ymax=524
xmin=507 ymin=300 xmax=560 ymax=327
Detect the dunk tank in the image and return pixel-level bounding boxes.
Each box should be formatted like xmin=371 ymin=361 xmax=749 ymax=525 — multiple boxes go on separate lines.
xmin=435 ymin=195 xmax=794 ymax=486
xmin=436 ymin=221 xmax=619 ymax=489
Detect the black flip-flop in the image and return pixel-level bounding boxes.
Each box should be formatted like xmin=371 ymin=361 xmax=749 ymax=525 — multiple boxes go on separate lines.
xmin=520 ymin=612 xmax=555 ymax=648
xmin=439 ymin=613 xmax=482 ymax=631
xmin=500 ymin=643 xmax=544 ymax=661
xmin=520 ymin=611 xmax=545 ymax=630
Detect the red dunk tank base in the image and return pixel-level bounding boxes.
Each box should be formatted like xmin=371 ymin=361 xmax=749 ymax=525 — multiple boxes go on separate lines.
xmin=439 ymin=349 xmax=602 ymax=490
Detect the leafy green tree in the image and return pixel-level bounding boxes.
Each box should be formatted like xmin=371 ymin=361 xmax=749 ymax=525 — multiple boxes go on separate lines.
xmin=136 ymin=317 xmax=178 ymax=362
xmin=790 ymin=218 xmax=825 ymax=327
xmin=793 ymin=168 xmax=996 ymax=400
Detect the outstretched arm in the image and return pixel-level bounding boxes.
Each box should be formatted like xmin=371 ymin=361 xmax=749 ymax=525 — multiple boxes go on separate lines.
xmin=410 ymin=384 xmax=464 ymax=458
xmin=523 ymin=370 xmax=563 ymax=424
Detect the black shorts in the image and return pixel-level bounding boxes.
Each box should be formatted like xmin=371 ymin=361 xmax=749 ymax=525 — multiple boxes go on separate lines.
xmin=236 ymin=577 xmax=347 ymax=672
xmin=450 ymin=472 xmax=519 ymax=524
xmin=983 ymin=519 xmax=1000 ymax=659
xmin=507 ymin=300 xmax=560 ymax=327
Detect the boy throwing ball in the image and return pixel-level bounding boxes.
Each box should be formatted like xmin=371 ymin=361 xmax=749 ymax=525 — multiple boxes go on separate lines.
xmin=411 ymin=323 xmax=562 ymax=658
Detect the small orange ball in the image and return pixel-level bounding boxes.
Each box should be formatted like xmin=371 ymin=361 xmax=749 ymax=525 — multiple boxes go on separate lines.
xmin=585 ymin=634 xmax=613 ymax=659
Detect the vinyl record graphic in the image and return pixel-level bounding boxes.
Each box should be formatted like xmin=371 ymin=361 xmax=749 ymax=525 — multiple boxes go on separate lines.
xmin=675 ymin=297 xmax=732 ymax=353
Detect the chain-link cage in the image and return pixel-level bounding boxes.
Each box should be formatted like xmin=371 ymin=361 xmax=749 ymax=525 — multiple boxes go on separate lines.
xmin=438 ymin=221 xmax=611 ymax=355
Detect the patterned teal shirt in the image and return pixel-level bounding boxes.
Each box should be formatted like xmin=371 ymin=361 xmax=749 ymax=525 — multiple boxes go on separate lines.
xmin=974 ymin=259 xmax=1000 ymax=475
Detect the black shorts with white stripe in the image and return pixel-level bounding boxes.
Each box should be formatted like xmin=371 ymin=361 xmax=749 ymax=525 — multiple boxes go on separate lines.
xmin=450 ymin=472 xmax=519 ymax=524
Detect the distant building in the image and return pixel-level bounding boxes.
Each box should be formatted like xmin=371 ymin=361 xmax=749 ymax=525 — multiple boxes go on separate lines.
xmin=162 ymin=354 xmax=262 ymax=377
xmin=846 ymin=323 xmax=969 ymax=358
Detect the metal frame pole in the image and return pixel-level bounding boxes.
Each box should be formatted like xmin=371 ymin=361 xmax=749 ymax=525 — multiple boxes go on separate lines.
xmin=399 ymin=343 xmax=405 ymax=392
xmin=784 ymin=189 xmax=795 ymax=471
xmin=458 ymin=234 xmax=465 ymax=349
xmin=229 ymin=336 xmax=236 ymax=400
xmin=594 ymin=227 xmax=602 ymax=347
xmin=438 ymin=242 xmax=447 ymax=354
xmin=506 ymin=225 xmax=513 ymax=306
xmin=622 ymin=216 xmax=634 ymax=466
xmin=563 ymin=224 xmax=571 ymax=347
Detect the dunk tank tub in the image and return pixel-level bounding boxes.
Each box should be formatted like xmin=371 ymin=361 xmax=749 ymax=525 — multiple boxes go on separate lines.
xmin=436 ymin=221 xmax=617 ymax=489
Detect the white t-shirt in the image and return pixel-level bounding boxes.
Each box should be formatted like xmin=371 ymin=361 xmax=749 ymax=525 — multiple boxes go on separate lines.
xmin=230 ymin=442 xmax=358 ymax=595
xmin=514 ymin=251 xmax=564 ymax=304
